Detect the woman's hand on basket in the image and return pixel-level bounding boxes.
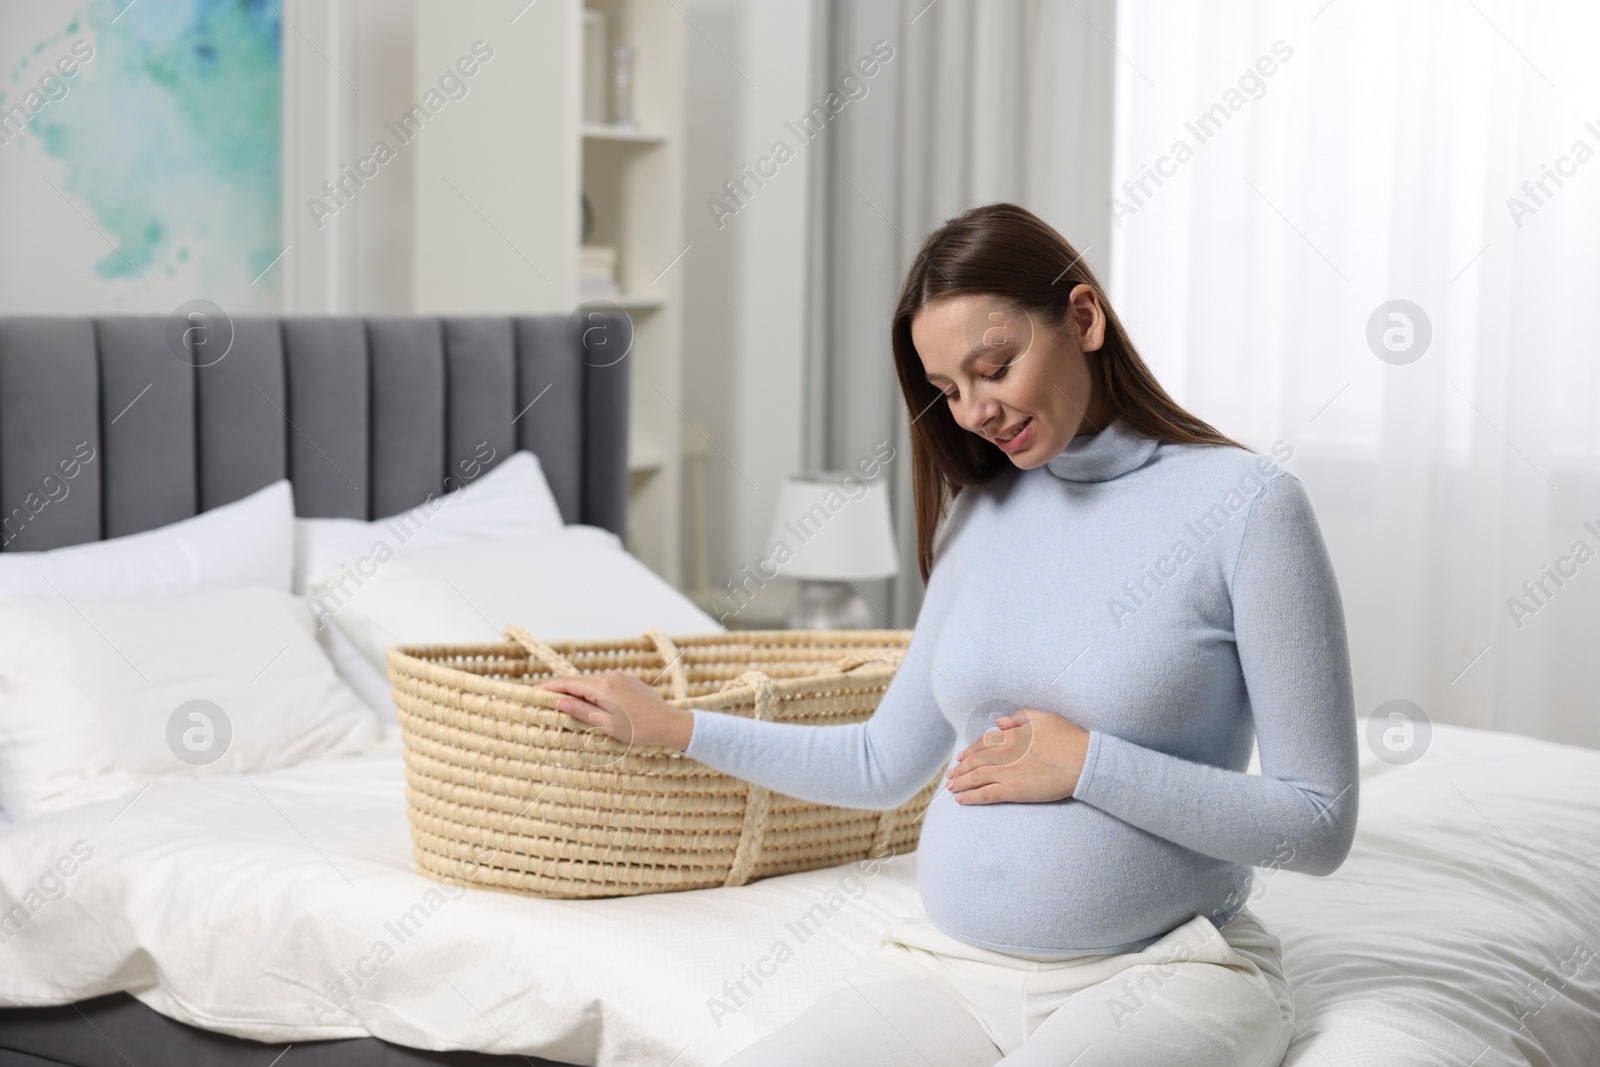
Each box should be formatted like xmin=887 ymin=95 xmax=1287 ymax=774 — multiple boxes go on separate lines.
xmin=540 ymin=673 xmax=696 ymax=751
xmin=945 ymin=708 xmax=1090 ymax=804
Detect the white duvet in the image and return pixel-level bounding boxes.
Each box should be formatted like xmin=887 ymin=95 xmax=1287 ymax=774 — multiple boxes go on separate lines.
xmin=2 ymin=716 xmax=1598 ymax=1066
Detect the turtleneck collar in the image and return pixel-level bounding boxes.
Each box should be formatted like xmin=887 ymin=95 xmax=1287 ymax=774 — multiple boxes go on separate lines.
xmin=1043 ymin=417 xmax=1160 ymax=483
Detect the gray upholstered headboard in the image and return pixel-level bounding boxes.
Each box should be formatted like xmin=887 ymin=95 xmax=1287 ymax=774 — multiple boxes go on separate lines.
xmin=0 ymin=314 xmax=630 ymax=552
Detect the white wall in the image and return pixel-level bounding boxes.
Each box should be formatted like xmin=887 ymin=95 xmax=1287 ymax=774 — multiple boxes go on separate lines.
xmin=282 ymin=0 xmax=417 ymax=314
xmin=409 ymin=0 xmax=578 ymax=316
xmin=681 ymin=0 xmax=815 ymax=618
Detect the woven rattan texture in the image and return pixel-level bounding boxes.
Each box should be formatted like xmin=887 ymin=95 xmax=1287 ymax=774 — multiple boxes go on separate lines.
xmin=388 ymin=628 xmax=939 ymax=899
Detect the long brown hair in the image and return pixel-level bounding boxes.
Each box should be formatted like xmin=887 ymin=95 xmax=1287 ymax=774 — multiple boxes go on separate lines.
xmin=893 ymin=202 xmax=1246 ymax=582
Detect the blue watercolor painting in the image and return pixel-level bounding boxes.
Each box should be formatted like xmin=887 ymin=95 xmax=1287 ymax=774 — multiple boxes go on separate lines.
xmin=1 ymin=0 xmax=281 ymax=298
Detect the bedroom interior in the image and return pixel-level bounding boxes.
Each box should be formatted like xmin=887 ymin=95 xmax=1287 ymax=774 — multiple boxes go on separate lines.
xmin=0 ymin=1 xmax=1597 ymax=1065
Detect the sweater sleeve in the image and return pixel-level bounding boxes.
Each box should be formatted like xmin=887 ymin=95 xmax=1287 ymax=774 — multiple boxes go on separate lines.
xmin=1070 ymin=473 xmax=1359 ymax=876
xmin=683 ymin=582 xmax=958 ymax=812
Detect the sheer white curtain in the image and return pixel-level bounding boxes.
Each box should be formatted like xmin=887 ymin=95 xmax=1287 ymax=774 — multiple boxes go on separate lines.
xmin=1111 ymin=0 xmax=1600 ymax=748
xmin=806 ymin=0 xmax=1115 ymax=626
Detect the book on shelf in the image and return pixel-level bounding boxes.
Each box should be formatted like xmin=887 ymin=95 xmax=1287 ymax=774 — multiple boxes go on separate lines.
xmin=579 ymin=244 xmax=620 ymax=299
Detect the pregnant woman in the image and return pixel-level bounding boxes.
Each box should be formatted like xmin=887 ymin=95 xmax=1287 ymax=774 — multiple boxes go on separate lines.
xmin=544 ymin=203 xmax=1359 ymax=1066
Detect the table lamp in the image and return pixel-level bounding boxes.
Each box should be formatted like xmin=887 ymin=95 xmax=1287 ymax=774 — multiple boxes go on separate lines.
xmin=767 ymin=471 xmax=899 ymax=629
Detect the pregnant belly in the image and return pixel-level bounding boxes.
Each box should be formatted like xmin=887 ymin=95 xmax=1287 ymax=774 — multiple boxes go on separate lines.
xmin=914 ymin=788 xmax=1239 ymax=955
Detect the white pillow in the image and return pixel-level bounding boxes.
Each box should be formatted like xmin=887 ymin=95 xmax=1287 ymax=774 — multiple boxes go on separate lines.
xmin=294 ymin=450 xmax=564 ymax=593
xmin=0 ymin=588 xmax=382 ymax=819
xmin=0 ymin=623 xmax=141 ymax=819
xmin=312 ymin=527 xmax=720 ymax=706
xmin=315 ymin=618 xmax=401 ymax=721
xmin=0 ymin=480 xmax=294 ymax=597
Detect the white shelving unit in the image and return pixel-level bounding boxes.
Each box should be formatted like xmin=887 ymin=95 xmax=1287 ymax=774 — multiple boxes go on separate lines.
xmin=582 ymin=124 xmax=668 ymax=144
xmin=412 ymin=0 xmax=685 ymax=587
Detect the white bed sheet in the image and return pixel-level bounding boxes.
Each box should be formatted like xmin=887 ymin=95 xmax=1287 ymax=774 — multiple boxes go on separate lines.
xmin=2 ymin=716 xmax=1598 ymax=1067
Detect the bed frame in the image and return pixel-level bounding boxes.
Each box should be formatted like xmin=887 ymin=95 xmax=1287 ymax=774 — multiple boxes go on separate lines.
xmin=0 ymin=313 xmax=622 ymax=1065
xmin=0 ymin=314 xmax=629 ymax=550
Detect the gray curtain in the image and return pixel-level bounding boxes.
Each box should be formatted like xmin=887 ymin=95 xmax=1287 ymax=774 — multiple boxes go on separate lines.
xmin=802 ymin=0 xmax=1118 ymax=626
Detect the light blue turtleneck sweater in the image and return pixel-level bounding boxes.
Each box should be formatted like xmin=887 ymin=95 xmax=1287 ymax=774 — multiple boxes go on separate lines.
xmin=685 ymin=419 xmax=1359 ymax=957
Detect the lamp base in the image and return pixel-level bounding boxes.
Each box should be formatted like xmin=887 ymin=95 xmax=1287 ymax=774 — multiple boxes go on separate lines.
xmin=786 ymin=580 xmax=878 ymax=630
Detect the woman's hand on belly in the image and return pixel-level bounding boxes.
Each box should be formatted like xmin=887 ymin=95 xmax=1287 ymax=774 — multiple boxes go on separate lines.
xmin=945 ymin=709 xmax=1090 ymax=805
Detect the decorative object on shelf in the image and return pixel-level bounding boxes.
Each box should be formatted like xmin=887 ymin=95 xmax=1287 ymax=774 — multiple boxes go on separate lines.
xmin=610 ymin=43 xmax=635 ymax=128
xmin=582 ymin=9 xmax=608 ymax=126
xmin=768 ymin=471 xmax=900 ymax=629
xmin=579 ymin=244 xmax=620 ymax=299
xmin=581 ymin=192 xmax=595 ymax=244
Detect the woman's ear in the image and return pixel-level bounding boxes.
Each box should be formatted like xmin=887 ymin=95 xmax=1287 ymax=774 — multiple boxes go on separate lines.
xmin=1067 ymin=284 xmax=1107 ymax=353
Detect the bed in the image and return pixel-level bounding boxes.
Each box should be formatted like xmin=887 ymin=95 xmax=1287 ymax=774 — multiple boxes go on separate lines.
xmin=4 ymin=715 xmax=1599 ymax=1066
xmin=0 ymin=311 xmax=630 ymax=1066
xmin=3 ymin=315 xmax=1599 ymax=1067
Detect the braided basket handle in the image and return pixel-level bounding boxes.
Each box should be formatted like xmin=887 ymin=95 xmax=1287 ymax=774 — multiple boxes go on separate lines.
xmin=503 ymin=625 xmax=581 ymax=677
xmin=641 ymin=627 xmax=690 ymax=701
xmin=719 ymin=669 xmax=776 ymax=720
xmin=720 ymin=668 xmax=777 ymax=888
xmin=829 ymin=649 xmax=907 ymax=674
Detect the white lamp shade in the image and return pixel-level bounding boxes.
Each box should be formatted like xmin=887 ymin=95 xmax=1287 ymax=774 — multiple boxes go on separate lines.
xmin=766 ymin=471 xmax=899 ymax=581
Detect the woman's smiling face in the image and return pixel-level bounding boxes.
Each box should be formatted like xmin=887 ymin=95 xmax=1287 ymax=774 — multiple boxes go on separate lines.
xmin=911 ymin=286 xmax=1110 ymax=470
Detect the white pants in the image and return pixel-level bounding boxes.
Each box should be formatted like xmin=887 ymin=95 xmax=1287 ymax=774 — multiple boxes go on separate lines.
xmin=719 ymin=906 xmax=1294 ymax=1066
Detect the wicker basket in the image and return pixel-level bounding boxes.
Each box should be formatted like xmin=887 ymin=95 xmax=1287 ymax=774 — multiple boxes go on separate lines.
xmin=387 ymin=626 xmax=940 ymax=899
